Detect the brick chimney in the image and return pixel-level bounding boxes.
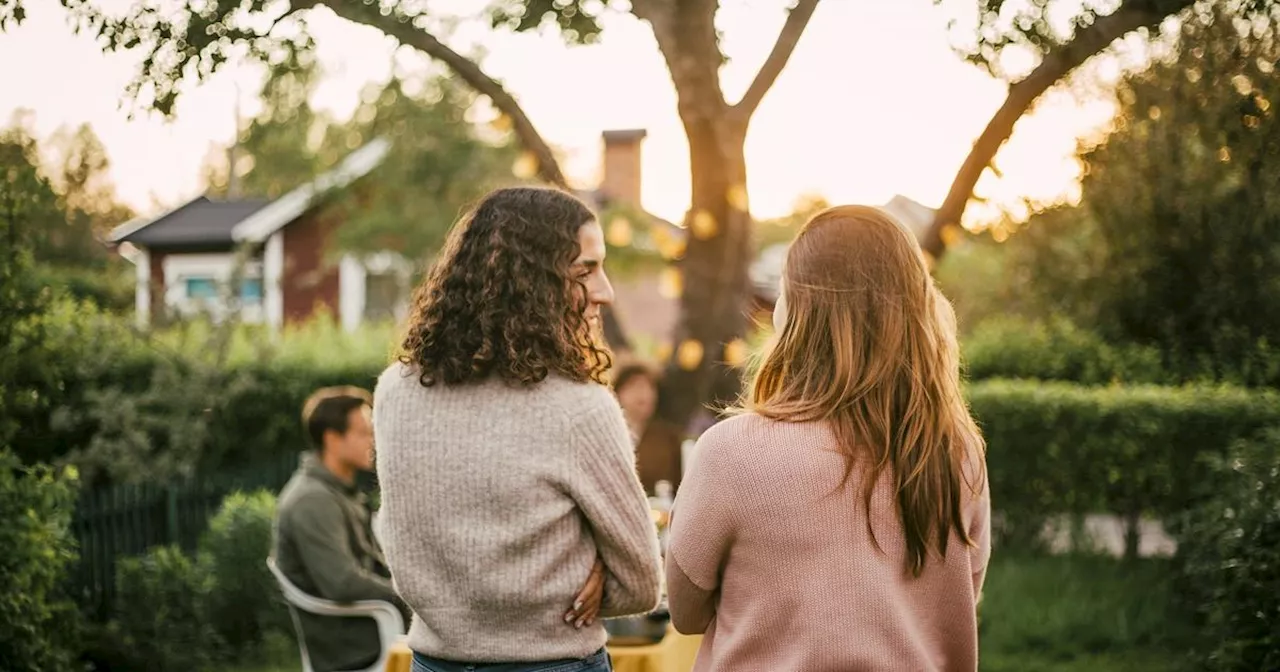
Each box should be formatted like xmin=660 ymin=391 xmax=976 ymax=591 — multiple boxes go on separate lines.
xmin=599 ymin=129 xmax=647 ymax=207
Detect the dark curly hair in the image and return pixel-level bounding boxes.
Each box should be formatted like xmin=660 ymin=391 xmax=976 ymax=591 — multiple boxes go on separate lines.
xmin=398 ymin=186 xmax=612 ymax=387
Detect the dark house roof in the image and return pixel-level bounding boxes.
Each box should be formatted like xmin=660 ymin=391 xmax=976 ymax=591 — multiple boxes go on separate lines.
xmin=111 ymin=196 xmax=271 ymax=248
xmin=109 ymin=140 xmax=391 ymax=251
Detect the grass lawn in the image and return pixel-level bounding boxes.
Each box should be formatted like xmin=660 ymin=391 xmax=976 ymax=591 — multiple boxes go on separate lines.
xmin=979 ymin=552 xmax=1193 ymax=671
xmin=232 ymin=553 xmax=1195 ymax=672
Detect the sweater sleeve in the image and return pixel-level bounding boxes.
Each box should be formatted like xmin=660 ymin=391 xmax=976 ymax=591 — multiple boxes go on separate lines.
xmin=968 ymin=472 xmax=992 ymax=602
xmin=665 ymin=427 xmax=737 ymax=635
xmin=564 ymin=394 xmax=663 ymax=618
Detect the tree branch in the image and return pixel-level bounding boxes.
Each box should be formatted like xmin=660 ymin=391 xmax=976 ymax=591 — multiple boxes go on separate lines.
xmin=734 ymin=0 xmax=821 ymax=117
xmin=631 ymin=0 xmax=726 ymax=116
xmin=921 ymin=0 xmax=1191 ymax=259
xmin=318 ymin=1 xmax=569 ymax=189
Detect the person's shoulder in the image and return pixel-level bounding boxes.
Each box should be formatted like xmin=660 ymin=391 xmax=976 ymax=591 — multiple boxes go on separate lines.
xmin=375 ymin=361 xmax=419 ymax=397
xmin=695 ymin=412 xmax=790 ymax=452
xmin=276 ymin=473 xmax=337 ymax=520
xmin=540 ymin=375 xmax=621 ymax=419
xmin=693 ymin=413 xmax=829 ymax=472
xmin=685 ymin=413 xmax=761 ymax=471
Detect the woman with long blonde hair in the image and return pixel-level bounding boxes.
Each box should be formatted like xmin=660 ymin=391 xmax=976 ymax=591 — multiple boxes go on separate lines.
xmin=666 ymin=205 xmax=990 ymax=671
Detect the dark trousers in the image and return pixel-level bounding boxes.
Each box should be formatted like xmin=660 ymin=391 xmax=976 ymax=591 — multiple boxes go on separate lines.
xmin=411 ymin=647 xmax=612 ymax=672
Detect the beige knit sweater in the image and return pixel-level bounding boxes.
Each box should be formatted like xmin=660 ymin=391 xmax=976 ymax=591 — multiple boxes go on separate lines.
xmin=373 ymin=363 xmax=663 ymax=663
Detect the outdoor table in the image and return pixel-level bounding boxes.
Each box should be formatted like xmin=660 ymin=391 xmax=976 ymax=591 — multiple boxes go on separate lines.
xmin=384 ymin=627 xmax=702 ymax=672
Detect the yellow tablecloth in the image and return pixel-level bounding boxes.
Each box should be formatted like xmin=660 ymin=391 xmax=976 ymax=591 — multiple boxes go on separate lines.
xmin=607 ymin=627 xmax=702 ymax=672
xmin=385 ymin=628 xmax=701 ymax=672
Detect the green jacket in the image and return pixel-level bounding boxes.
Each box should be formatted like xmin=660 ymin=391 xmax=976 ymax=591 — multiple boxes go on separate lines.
xmin=273 ymin=453 xmax=401 ymax=672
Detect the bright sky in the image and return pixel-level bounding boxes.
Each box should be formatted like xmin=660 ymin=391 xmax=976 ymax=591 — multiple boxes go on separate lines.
xmin=0 ymin=0 xmax=1120 ymax=225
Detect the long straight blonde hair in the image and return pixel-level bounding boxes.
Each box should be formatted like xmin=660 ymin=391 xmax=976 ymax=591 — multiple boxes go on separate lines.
xmin=746 ymin=205 xmax=985 ymax=577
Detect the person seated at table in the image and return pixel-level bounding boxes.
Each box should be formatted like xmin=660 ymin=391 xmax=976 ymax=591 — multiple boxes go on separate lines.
xmin=612 ymin=360 xmax=659 ymax=444
xmin=667 ymin=205 xmax=991 ymax=671
xmin=374 ymin=187 xmax=663 ymax=672
xmin=273 ymin=386 xmax=407 ymax=672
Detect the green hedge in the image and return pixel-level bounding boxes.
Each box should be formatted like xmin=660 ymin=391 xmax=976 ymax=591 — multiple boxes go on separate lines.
xmin=9 ymin=299 xmax=388 ymax=479
xmin=969 ymin=380 xmax=1280 ymax=548
xmin=962 ymin=315 xmax=1280 ymax=388
xmin=19 ymin=304 xmax=1280 ymax=558
xmin=963 ymin=316 xmax=1169 ymax=385
xmin=1175 ymin=429 xmax=1280 ymax=671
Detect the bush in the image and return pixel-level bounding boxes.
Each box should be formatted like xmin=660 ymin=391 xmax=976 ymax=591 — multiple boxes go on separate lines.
xmin=204 ymin=360 xmax=381 ymax=471
xmin=968 ymin=380 xmax=1280 ymax=550
xmin=0 ymin=449 xmax=80 ymax=672
xmin=12 ymin=297 xmax=162 ymax=470
xmin=111 ymin=546 xmax=222 ymax=672
xmin=202 ymin=490 xmax=290 ymax=658
xmin=963 ymin=316 xmax=1167 ymax=386
xmin=13 ymin=306 xmax=388 ymax=481
xmin=1176 ymin=429 xmax=1280 ymax=671
xmin=89 ymin=491 xmax=294 ymax=670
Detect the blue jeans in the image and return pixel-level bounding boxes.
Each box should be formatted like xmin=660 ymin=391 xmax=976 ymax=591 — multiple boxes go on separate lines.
xmin=411 ymin=648 xmax=611 ymax=672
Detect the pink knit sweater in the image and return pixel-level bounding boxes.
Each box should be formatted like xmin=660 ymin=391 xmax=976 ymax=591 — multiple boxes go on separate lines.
xmin=666 ymin=414 xmax=990 ymax=672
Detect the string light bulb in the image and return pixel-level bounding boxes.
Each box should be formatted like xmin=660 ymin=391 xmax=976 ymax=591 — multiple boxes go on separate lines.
xmin=606 ymin=217 xmax=633 ymax=247
xmin=512 ymin=151 xmax=539 ymax=179
xmin=690 ymin=210 xmax=718 ymax=240
xmin=677 ymin=339 xmax=704 ymax=371
xmin=724 ymin=338 xmax=749 ymax=367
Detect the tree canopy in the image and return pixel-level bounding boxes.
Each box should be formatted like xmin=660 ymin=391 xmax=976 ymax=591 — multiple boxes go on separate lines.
xmin=0 ymin=114 xmax=134 ymax=309
xmin=1001 ymin=2 xmax=1280 ymax=385
xmin=923 ymin=0 xmax=1280 ymax=258
xmin=203 ymin=55 xmax=519 ymax=264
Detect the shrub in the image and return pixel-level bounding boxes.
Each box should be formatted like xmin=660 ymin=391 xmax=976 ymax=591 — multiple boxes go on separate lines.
xmin=111 ymin=546 xmax=221 ymax=672
xmin=204 ymin=360 xmax=381 ymax=471
xmin=963 ymin=316 xmax=1167 ymax=386
xmin=0 ymin=449 xmax=80 ymax=672
xmin=1176 ymin=429 xmax=1280 ymax=671
xmin=202 ymin=490 xmax=290 ymax=657
xmin=17 ymin=307 xmax=387 ymax=480
xmin=968 ymin=380 xmax=1280 ymax=550
xmin=8 ymin=302 xmax=393 ymax=477
xmin=14 ymin=297 xmax=162 ymax=470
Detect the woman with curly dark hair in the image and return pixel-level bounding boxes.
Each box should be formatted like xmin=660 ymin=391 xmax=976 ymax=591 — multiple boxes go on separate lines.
xmin=373 ymin=187 xmax=662 ymax=671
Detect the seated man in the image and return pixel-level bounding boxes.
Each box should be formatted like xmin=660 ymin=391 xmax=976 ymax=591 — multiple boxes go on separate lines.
xmin=273 ymin=386 xmax=405 ymax=672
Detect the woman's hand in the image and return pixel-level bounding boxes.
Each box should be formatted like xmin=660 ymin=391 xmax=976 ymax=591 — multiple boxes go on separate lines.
xmin=565 ymin=558 xmax=605 ymax=629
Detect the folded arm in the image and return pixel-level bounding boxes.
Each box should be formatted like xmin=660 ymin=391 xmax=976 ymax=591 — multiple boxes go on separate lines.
xmin=566 ymin=399 xmax=664 ymax=617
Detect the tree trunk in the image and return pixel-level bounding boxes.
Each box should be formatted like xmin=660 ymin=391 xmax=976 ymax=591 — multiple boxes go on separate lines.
xmin=627 ymin=0 xmax=819 ymax=490
xmin=639 ymin=117 xmax=752 ymax=489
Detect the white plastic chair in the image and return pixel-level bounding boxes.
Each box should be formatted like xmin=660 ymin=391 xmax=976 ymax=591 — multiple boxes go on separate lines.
xmin=267 ymin=557 xmax=405 ymax=672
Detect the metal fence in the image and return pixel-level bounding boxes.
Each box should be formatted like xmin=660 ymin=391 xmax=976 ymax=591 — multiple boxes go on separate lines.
xmin=69 ymin=451 xmax=299 ymax=620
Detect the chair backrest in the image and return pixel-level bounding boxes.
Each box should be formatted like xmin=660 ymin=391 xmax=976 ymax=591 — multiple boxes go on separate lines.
xmin=266 ymin=557 xmax=405 ymax=672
